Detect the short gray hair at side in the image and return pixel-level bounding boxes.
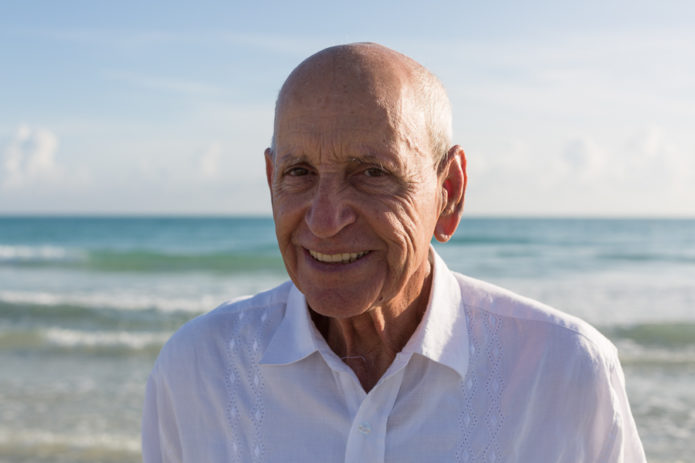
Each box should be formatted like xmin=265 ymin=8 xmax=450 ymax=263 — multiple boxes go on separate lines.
xmin=412 ymin=66 xmax=453 ymax=168
xmin=269 ymin=44 xmax=453 ymax=167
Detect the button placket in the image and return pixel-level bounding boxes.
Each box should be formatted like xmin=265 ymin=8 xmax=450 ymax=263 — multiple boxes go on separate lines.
xmin=344 ymin=365 xmax=408 ymax=463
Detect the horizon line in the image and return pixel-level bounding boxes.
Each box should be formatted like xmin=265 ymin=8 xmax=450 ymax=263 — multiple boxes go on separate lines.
xmin=1 ymin=213 xmax=694 ymax=220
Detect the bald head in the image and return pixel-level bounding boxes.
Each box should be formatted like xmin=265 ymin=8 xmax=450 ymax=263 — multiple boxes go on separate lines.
xmin=271 ymin=43 xmax=452 ymax=165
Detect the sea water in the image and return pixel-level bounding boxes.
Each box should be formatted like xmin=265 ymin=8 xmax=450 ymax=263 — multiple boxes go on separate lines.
xmin=0 ymin=217 xmax=693 ymax=462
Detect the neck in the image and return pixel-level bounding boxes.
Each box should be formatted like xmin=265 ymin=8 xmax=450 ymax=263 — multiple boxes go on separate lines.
xmin=311 ymin=261 xmax=433 ymax=392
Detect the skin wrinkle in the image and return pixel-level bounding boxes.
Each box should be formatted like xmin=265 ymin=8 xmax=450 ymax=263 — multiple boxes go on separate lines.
xmin=266 ymin=43 xmax=466 ymax=391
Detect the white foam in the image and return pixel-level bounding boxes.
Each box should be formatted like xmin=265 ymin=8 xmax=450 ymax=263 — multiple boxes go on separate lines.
xmin=0 ymin=427 xmax=140 ymax=453
xmin=0 ymin=290 xmax=65 ymax=306
xmin=0 ymin=245 xmax=80 ymax=262
xmin=43 ymin=327 xmax=170 ymax=350
xmin=0 ymin=271 xmax=286 ymax=313
xmin=0 ymin=289 xmax=214 ymax=313
xmin=615 ymin=339 xmax=695 ymax=366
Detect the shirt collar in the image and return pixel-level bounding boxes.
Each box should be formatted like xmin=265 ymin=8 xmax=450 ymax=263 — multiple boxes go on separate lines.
xmin=260 ymin=283 xmax=324 ymax=365
xmin=401 ymin=247 xmax=469 ymax=379
xmin=261 ymin=247 xmax=469 ymax=379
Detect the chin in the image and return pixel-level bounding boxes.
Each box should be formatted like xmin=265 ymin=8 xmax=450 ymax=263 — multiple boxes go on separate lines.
xmin=302 ymin=285 xmax=380 ymax=320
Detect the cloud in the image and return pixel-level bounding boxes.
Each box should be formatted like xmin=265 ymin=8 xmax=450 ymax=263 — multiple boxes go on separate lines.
xmin=620 ymin=127 xmax=695 ymax=195
xmin=199 ymin=142 xmax=222 ymax=179
xmin=466 ymin=126 xmax=695 ymax=216
xmin=13 ymin=26 xmax=322 ymax=57
xmin=561 ymin=138 xmax=607 ymax=181
xmin=103 ymin=70 xmax=225 ymax=97
xmin=1 ymin=125 xmax=61 ymax=188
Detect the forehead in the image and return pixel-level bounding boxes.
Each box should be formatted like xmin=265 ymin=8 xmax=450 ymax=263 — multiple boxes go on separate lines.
xmin=275 ymin=79 xmax=427 ymax=159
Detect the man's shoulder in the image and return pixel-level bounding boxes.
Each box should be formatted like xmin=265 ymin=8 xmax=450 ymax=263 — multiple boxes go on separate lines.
xmin=152 ymin=281 xmax=294 ymax=372
xmin=451 ymin=271 xmax=616 ymax=357
xmin=207 ymin=279 xmax=295 ymax=319
xmin=181 ymin=280 xmax=292 ymax=334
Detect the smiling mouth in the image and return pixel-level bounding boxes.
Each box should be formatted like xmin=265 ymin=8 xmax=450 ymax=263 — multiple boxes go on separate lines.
xmin=308 ymin=250 xmax=370 ymax=264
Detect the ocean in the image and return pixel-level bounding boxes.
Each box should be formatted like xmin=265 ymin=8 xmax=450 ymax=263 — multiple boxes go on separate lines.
xmin=0 ymin=216 xmax=693 ymax=462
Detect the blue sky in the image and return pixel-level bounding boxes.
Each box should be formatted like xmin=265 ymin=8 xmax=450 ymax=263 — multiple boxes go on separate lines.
xmin=1 ymin=1 xmax=694 ymax=216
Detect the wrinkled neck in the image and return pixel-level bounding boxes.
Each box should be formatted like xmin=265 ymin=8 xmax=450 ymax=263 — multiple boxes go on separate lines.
xmin=310 ymin=260 xmax=432 ymax=392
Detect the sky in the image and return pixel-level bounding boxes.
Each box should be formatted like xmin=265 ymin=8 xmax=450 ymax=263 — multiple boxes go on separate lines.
xmin=1 ymin=0 xmax=694 ymax=216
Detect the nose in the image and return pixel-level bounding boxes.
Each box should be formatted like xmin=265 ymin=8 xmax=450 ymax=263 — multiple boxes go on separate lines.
xmin=305 ymin=177 xmax=356 ymax=238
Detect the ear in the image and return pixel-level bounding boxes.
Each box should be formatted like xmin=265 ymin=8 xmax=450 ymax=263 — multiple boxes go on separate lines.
xmin=264 ymin=148 xmax=274 ymax=188
xmin=434 ymin=145 xmax=467 ymax=242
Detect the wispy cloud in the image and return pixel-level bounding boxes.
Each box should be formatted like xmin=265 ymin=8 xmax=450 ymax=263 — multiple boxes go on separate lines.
xmin=2 ymin=4 xmax=692 ymax=216
xmin=4 ymin=27 xmax=198 ymax=47
xmin=199 ymin=142 xmax=222 ymax=179
xmin=6 ymin=26 xmax=322 ymax=57
xmin=2 ymin=126 xmax=61 ymax=188
xmin=467 ymin=125 xmax=695 ymax=216
xmin=103 ymin=70 xmax=226 ymax=96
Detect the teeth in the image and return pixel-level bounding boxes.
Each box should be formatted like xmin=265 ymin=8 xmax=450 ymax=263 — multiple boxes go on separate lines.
xmin=309 ymin=250 xmax=369 ymax=264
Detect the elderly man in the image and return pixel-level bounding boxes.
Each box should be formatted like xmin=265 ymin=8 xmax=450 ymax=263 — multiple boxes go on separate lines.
xmin=142 ymin=43 xmax=646 ymax=462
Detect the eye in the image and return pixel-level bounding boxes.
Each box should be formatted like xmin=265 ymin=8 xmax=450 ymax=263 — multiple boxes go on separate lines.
xmin=285 ymin=166 xmax=309 ymax=177
xmin=364 ymin=167 xmax=388 ymax=178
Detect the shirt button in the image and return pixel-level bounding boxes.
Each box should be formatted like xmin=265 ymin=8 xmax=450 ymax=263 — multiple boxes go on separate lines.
xmin=357 ymin=422 xmax=371 ymax=435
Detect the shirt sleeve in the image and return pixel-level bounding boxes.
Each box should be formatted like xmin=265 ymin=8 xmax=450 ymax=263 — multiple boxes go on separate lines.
xmin=599 ymin=355 xmax=648 ymax=463
xmin=516 ymin=328 xmax=648 ymax=462
xmin=141 ymin=365 xmax=183 ymax=463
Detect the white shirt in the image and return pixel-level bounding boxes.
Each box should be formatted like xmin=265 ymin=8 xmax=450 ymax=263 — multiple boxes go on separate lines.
xmin=142 ymin=250 xmax=646 ymax=462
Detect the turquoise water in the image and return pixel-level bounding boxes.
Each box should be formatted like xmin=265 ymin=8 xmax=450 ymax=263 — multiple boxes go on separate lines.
xmin=1 ymin=217 xmax=694 ymax=462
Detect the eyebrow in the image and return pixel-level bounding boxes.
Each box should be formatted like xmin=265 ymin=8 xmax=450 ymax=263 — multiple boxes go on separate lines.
xmin=275 ymin=152 xmax=401 ymax=169
xmin=347 ymin=154 xmax=402 ymax=171
xmin=274 ymin=153 xmax=307 ymax=166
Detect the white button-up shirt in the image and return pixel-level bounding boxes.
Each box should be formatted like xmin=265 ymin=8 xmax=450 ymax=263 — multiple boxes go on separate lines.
xmin=142 ymin=250 xmax=646 ymax=462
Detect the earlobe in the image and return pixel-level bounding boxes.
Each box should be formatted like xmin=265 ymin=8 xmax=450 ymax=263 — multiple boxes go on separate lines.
xmin=434 ymin=145 xmax=467 ymax=243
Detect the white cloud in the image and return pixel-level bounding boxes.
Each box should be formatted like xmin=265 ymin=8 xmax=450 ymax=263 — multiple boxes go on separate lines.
xmin=561 ymin=138 xmax=607 ymax=182
xmin=620 ymin=127 xmax=695 ymax=197
xmin=1 ymin=125 xmax=61 ymax=188
xmin=0 ymin=126 xmax=96 ymax=214
xmin=4 ymin=19 xmax=693 ymax=216
xmin=199 ymin=142 xmax=222 ymax=179
xmin=466 ymin=126 xmax=695 ymax=216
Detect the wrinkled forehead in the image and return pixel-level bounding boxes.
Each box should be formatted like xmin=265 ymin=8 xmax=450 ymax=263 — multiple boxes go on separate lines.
xmin=276 ymin=87 xmax=399 ymax=137
xmin=274 ymin=89 xmax=425 ymax=159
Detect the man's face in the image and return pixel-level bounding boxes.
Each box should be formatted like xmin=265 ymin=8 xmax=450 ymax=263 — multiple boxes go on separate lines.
xmin=266 ymin=75 xmax=444 ymax=320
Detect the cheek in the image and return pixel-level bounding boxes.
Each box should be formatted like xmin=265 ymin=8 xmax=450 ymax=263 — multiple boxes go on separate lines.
xmin=394 ymin=192 xmax=438 ymax=239
xmin=379 ymin=201 xmax=432 ymax=260
xmin=272 ymin=193 xmax=304 ymax=235
xmin=272 ymin=210 xmax=300 ymax=261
